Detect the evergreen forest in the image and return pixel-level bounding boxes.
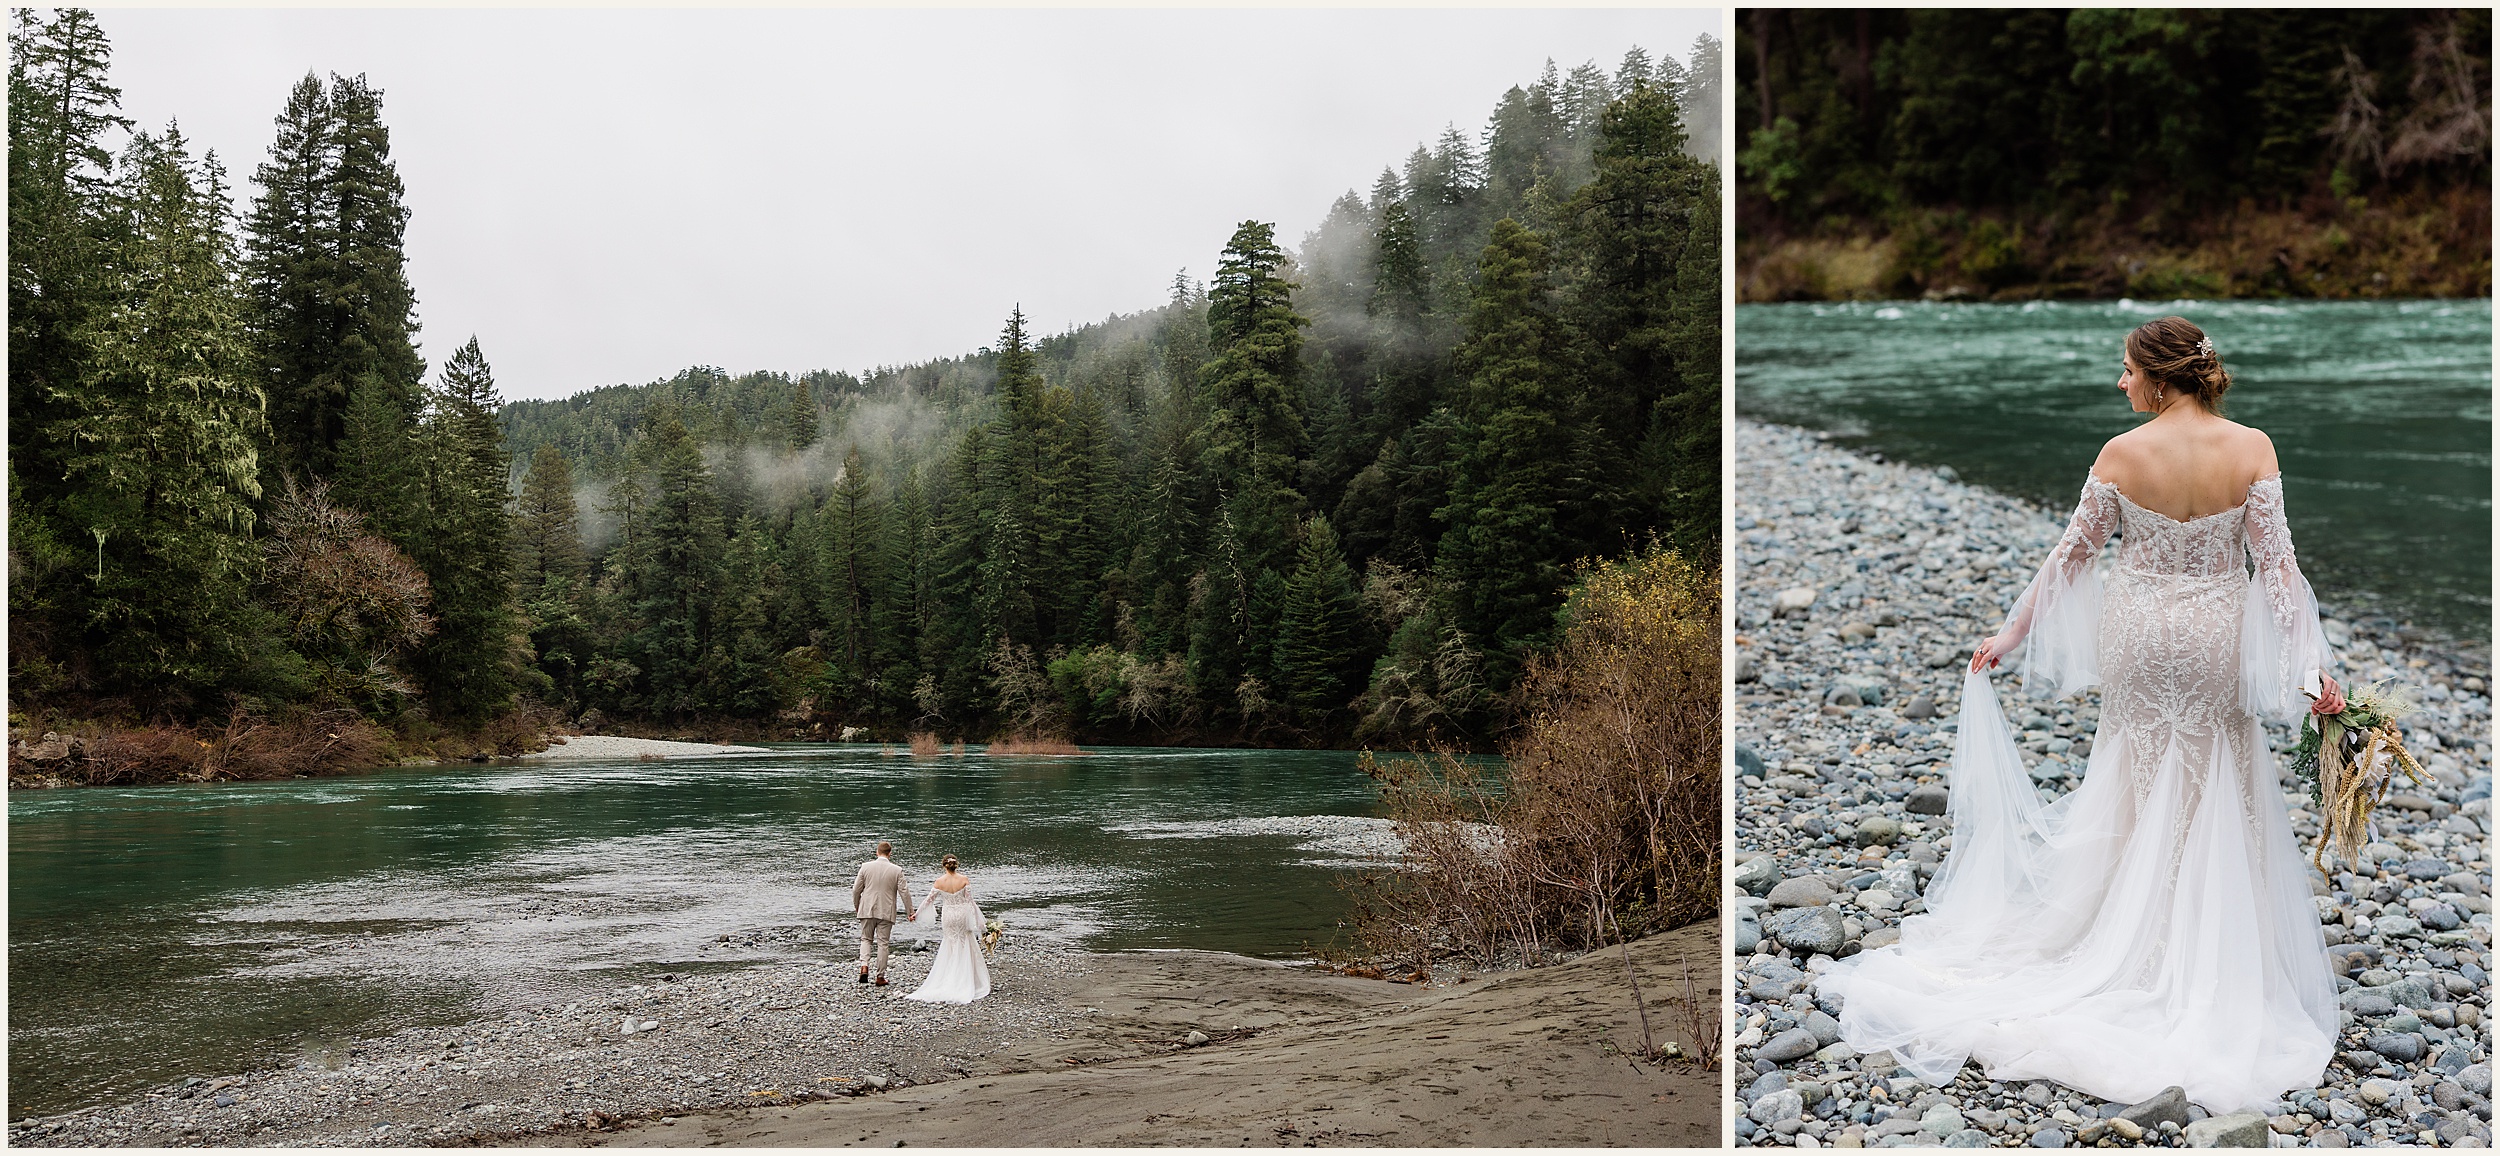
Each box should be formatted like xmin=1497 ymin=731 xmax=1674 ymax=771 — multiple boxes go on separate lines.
xmin=1736 ymin=9 xmax=2492 ymax=300
xmin=9 ymin=10 xmax=1725 ymax=761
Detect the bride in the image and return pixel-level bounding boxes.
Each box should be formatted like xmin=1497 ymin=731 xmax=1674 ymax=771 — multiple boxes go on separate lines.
xmin=905 ymin=854 xmax=990 ymax=1003
xmin=1823 ymin=316 xmax=2343 ymax=1113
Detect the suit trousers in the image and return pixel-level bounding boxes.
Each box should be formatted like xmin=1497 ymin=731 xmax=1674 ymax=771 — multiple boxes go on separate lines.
xmin=857 ymin=917 xmax=895 ymax=974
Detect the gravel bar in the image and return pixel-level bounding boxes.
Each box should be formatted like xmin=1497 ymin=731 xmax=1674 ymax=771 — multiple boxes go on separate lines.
xmin=1729 ymin=420 xmax=2492 ymax=1150
xmin=7 ymin=941 xmax=1098 ymax=1148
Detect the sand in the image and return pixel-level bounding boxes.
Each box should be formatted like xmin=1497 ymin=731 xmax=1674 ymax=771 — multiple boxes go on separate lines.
xmin=531 ymin=923 xmax=1721 ymax=1148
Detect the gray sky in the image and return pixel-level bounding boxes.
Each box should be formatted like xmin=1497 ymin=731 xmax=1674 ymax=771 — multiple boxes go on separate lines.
xmin=92 ymin=8 xmax=1721 ymax=401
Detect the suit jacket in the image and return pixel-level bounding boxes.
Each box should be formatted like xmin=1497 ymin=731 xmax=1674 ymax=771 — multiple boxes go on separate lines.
xmin=852 ymin=856 xmax=914 ymax=921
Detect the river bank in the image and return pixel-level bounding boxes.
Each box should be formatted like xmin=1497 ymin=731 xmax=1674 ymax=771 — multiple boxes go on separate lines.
xmin=1737 ymin=189 xmax=2492 ymax=303
xmin=1729 ymin=420 xmax=2492 ymax=1148
xmin=6 ymin=925 xmax=1717 ymax=1148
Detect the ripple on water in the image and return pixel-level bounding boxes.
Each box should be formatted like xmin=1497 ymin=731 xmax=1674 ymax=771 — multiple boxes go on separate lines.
xmin=10 ymin=745 xmax=1380 ymax=1116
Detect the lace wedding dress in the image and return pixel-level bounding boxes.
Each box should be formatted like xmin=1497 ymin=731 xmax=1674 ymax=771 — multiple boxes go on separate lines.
xmin=905 ymin=883 xmax=990 ymax=1004
xmin=1823 ymin=472 xmax=2340 ymax=1113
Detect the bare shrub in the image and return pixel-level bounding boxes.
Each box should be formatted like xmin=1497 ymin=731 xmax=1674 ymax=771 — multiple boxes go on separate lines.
xmin=473 ymin=698 xmax=567 ymax=756
xmin=1347 ymin=542 xmax=1720 ymax=977
xmin=2386 ymin=13 xmax=2492 ymax=171
xmin=984 ymin=733 xmax=1083 ymax=755
xmin=1677 ymin=957 xmax=1722 ymax=1068
xmin=69 ymin=705 xmax=394 ymax=786
xmin=81 ymin=725 xmax=210 ymax=785
xmin=262 ymin=478 xmax=435 ymax=659
xmin=984 ymin=636 xmax=1063 ymax=737
xmin=908 ymin=732 xmax=941 ymax=758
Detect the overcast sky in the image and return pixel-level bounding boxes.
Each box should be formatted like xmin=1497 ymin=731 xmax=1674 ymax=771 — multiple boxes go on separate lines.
xmin=90 ymin=8 xmax=1722 ymax=402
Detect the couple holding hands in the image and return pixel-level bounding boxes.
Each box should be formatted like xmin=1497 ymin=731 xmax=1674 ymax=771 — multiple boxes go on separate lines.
xmin=849 ymin=841 xmax=990 ymax=1003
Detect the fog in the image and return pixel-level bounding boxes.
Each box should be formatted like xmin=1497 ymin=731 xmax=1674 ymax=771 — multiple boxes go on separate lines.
xmin=92 ymin=8 xmax=1723 ymax=402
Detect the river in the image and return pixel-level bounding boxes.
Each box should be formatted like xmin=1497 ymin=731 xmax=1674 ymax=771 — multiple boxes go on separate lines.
xmin=8 ymin=745 xmax=1392 ymax=1118
xmin=1735 ymin=298 xmax=2492 ymax=642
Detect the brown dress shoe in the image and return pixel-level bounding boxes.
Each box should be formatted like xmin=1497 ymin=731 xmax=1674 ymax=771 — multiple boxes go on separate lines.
xmin=857 ymin=969 xmax=870 ymax=984
xmin=874 ymin=975 xmax=890 ymax=986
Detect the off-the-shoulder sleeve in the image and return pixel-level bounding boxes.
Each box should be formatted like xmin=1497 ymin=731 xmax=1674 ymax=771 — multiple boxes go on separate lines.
xmin=1999 ymin=475 xmax=2119 ymax=696
xmin=2239 ymin=476 xmax=2337 ymax=720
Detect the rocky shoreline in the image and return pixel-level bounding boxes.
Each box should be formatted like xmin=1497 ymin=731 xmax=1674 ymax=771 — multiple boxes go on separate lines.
xmin=6 ymin=926 xmax=1717 ymax=1149
xmin=7 ymin=941 xmax=1100 ymax=1148
xmin=1729 ymin=420 xmax=2493 ymax=1149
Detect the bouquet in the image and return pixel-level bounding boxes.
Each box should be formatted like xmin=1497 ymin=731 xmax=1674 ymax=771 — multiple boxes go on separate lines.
xmin=2288 ymin=671 xmax=2427 ymax=872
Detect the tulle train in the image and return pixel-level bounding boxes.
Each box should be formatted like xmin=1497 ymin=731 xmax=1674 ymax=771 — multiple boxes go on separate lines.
xmin=1820 ymin=671 xmax=2336 ymax=1113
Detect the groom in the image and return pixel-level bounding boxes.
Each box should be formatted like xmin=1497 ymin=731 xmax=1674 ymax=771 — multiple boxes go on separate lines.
xmin=850 ymin=841 xmax=915 ymax=986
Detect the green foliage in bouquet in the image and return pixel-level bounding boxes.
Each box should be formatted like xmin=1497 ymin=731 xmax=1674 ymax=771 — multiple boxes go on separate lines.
xmin=2287 ymin=683 xmax=2413 ymax=808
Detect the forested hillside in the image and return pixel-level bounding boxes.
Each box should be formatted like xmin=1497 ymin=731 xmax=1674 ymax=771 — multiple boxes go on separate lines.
xmin=8 ymin=8 xmax=1721 ymax=761
xmin=495 ymin=40 xmax=1723 ymax=746
xmin=1737 ymin=9 xmax=2491 ymax=300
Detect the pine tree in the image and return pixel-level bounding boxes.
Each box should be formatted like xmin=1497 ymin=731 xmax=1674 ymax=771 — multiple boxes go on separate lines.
xmin=785 ymin=378 xmax=820 ymax=451
xmin=412 ymin=337 xmax=523 ymax=719
xmin=872 ymin=462 xmax=933 ymax=695
xmin=1053 ymin=386 xmax=1121 ymax=646
xmin=245 ymin=71 xmax=425 ymax=482
xmin=63 ymin=126 xmax=278 ymax=701
xmin=922 ymin=423 xmax=992 ymax=717
xmin=243 ymin=73 xmax=338 ymax=477
xmin=1273 ymin=515 xmax=1362 ymax=724
xmin=333 ymin=372 xmax=424 ymax=541
xmin=704 ymin=516 xmax=783 ymax=716
xmin=624 ymin=413 xmax=724 ymax=718
xmin=981 ymin=308 xmax=1048 ymax=647
xmin=512 ymin=443 xmax=590 ymax=706
xmin=1436 ymin=218 xmax=1580 ymax=693
xmin=1565 ymin=79 xmax=1719 ymax=558
xmin=1198 ymin=221 xmax=1310 ymax=566
xmin=10 ymin=6 xmax=131 ymax=542
xmin=1190 ymin=222 xmax=1312 ymax=720
xmin=1680 ymin=34 xmax=1725 ymax=165
xmin=513 ymin=444 xmax=584 ymax=587
xmin=822 ymin=444 xmax=881 ymax=680
xmin=1364 ymin=201 xmax=1439 ymax=443
xmin=1367 ymin=203 xmax=1431 ymax=325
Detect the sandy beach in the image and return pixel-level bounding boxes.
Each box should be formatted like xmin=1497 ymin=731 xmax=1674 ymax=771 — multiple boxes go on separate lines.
xmin=9 ymin=925 xmax=1718 ymax=1148
xmin=545 ymin=924 xmax=1720 ymax=1149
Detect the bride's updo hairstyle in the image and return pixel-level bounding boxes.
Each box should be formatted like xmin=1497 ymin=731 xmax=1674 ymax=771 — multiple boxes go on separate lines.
xmin=940 ymin=854 xmax=959 ymax=871
xmin=2126 ymin=315 xmax=2232 ymax=414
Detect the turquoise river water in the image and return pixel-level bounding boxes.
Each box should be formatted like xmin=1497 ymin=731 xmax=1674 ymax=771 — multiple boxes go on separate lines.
xmin=1736 ymin=298 xmax=2492 ymax=641
xmin=9 ymin=746 xmax=1388 ymax=1117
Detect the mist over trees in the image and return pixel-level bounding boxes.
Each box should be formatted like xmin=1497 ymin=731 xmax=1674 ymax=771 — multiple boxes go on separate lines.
xmin=8 ymin=11 xmax=1723 ymax=751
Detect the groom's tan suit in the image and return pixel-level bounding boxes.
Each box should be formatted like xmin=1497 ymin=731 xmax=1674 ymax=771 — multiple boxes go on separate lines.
xmin=852 ymin=854 xmax=915 ymax=980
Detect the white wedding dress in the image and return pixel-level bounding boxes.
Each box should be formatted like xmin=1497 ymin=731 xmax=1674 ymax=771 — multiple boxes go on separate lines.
xmin=1823 ymin=472 xmax=2341 ymax=1113
xmin=905 ymin=882 xmax=990 ymax=1004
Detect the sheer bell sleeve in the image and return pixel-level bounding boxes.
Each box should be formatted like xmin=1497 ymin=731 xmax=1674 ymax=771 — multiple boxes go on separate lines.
xmin=2239 ymin=475 xmax=2337 ymax=721
xmin=1999 ymin=475 xmax=2119 ymax=697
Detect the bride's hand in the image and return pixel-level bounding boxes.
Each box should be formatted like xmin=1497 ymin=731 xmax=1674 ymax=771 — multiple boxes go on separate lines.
xmin=2310 ymin=673 xmax=2346 ymax=716
xmin=1970 ymin=634 xmax=2013 ymax=674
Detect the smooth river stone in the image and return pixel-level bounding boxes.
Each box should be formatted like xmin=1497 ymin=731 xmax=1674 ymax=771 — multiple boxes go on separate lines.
xmin=1734 ymin=855 xmax=1783 ymax=896
xmin=1758 ymin=1030 xmax=1821 ymax=1064
xmin=1768 ymin=877 xmax=1838 ymax=909
xmin=1765 ymin=906 xmax=1851 ymax=956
